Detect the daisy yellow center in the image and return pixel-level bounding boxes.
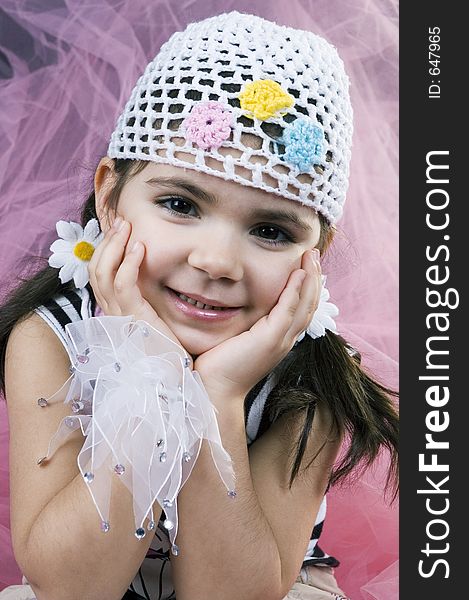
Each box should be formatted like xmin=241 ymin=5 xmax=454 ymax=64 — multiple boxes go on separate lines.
xmin=73 ymin=241 xmax=95 ymax=262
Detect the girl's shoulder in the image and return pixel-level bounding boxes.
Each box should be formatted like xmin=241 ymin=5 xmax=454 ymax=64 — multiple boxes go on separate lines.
xmin=32 ymin=285 xmax=95 ymax=358
xmin=6 ymin=309 xmax=71 ymax=387
xmin=5 ymin=284 xmax=91 ymax=411
xmin=5 ymin=285 xmax=93 ymax=399
xmin=5 ymin=288 xmax=95 ymax=402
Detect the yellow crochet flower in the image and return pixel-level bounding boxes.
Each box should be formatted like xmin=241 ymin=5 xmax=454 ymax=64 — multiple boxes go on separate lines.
xmin=239 ymin=79 xmax=294 ymax=121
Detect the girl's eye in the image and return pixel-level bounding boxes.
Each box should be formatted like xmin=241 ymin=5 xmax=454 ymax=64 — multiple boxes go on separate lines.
xmin=250 ymin=225 xmax=294 ymax=246
xmin=155 ymin=196 xmax=196 ymax=217
xmin=154 ymin=196 xmax=295 ymax=246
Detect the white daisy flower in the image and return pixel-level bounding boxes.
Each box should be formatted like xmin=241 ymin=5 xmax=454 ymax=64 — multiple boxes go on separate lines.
xmin=48 ymin=219 xmax=103 ymax=289
xmin=296 ymin=275 xmax=339 ymax=343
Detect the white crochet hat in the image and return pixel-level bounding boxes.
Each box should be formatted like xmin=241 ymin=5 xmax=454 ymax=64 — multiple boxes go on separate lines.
xmin=107 ymin=11 xmax=353 ymax=224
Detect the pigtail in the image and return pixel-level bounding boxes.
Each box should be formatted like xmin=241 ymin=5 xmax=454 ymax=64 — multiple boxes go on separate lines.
xmin=265 ymin=332 xmax=399 ymax=503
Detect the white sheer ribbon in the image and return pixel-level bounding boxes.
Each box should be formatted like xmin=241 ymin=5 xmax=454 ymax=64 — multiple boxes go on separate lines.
xmin=38 ymin=315 xmax=236 ymax=555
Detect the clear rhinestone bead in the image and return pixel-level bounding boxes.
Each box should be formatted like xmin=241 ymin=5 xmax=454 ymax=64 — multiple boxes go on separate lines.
xmin=64 ymin=417 xmax=76 ymax=428
xmin=227 ymin=490 xmax=237 ymax=498
xmin=100 ymin=521 xmax=110 ymax=533
xmin=156 ymin=439 xmax=164 ymax=447
xmin=77 ymin=354 xmax=89 ymax=364
xmin=83 ymin=472 xmax=94 ymax=483
xmin=69 ymin=364 xmax=76 ymax=374
xmin=183 ymin=452 xmax=191 ymax=463
xmin=37 ymin=456 xmax=47 ymax=465
xmin=113 ymin=464 xmax=125 ymax=475
xmin=163 ymin=498 xmax=173 ymax=508
xmin=171 ymin=544 xmax=180 ymax=556
xmin=147 ymin=520 xmax=156 ymax=531
xmin=135 ymin=527 xmax=146 ymax=539
xmin=71 ymin=400 xmax=84 ymax=413
xmin=163 ymin=519 xmax=174 ymax=531
xmin=37 ymin=397 xmax=48 ymax=407
xmin=178 ymin=384 xmax=183 ymax=392
xmin=141 ymin=326 xmax=150 ymax=337
xmin=114 ymin=362 xmax=121 ymax=372
xmin=184 ymin=357 xmax=191 ymax=368
xmin=159 ymin=452 xmax=167 ymax=463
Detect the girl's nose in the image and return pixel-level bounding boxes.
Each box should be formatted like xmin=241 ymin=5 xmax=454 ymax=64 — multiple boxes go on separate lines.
xmin=187 ymin=232 xmax=244 ymax=281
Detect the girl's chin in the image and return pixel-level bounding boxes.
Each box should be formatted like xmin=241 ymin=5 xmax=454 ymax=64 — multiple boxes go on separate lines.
xmin=182 ymin=339 xmax=219 ymax=358
xmin=177 ymin=330 xmax=231 ymax=358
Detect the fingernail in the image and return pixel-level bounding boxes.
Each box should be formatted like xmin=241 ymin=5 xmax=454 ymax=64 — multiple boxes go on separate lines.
xmin=311 ymin=249 xmax=320 ymax=261
xmin=131 ymin=241 xmax=141 ymax=253
xmin=114 ymin=216 xmax=123 ymax=230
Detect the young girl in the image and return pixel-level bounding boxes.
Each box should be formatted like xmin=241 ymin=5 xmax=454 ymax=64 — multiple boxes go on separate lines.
xmin=0 ymin=11 xmax=398 ymax=600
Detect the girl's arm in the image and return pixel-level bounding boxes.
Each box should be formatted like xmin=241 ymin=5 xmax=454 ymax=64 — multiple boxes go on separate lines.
xmin=6 ymin=313 xmax=161 ymax=600
xmin=171 ymin=393 xmax=341 ymax=600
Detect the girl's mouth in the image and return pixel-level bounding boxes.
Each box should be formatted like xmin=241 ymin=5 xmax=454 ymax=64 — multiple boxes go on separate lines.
xmin=165 ymin=287 xmax=242 ymax=321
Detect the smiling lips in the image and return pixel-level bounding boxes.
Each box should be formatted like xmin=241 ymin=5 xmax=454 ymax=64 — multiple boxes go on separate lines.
xmin=175 ymin=291 xmax=229 ymax=311
xmin=170 ymin=287 xmax=241 ymax=310
xmin=166 ymin=287 xmax=242 ymax=321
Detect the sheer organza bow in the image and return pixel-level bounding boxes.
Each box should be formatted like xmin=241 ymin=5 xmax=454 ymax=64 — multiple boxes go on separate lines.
xmin=38 ymin=315 xmax=236 ymax=555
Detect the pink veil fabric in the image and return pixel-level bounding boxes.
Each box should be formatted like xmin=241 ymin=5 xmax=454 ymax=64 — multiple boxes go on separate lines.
xmin=0 ymin=1 xmax=398 ymax=597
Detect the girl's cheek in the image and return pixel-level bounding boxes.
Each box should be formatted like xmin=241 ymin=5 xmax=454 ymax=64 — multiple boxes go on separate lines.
xmin=255 ymin=268 xmax=289 ymax=310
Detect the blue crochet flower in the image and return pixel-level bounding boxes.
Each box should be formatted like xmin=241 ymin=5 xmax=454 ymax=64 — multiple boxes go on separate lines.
xmin=281 ymin=118 xmax=324 ymax=172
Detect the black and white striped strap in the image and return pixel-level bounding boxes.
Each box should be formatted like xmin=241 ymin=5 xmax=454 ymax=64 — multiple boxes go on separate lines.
xmin=34 ymin=286 xmax=92 ymax=361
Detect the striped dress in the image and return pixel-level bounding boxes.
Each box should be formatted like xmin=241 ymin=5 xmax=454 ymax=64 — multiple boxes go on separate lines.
xmin=34 ymin=285 xmax=339 ymax=600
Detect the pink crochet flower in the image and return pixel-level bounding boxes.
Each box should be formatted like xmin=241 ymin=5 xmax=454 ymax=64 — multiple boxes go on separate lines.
xmin=182 ymin=101 xmax=234 ymax=150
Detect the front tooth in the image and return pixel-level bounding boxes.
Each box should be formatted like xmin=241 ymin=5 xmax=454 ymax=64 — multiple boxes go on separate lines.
xmin=177 ymin=292 xmax=225 ymax=310
xmin=180 ymin=293 xmax=198 ymax=306
xmin=181 ymin=294 xmax=207 ymax=308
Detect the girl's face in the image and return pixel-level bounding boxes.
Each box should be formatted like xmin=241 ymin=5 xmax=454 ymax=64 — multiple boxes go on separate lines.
xmin=97 ymin=157 xmax=321 ymax=357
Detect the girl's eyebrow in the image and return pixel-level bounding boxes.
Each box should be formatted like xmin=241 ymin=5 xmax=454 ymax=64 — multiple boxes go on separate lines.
xmin=145 ymin=176 xmax=313 ymax=232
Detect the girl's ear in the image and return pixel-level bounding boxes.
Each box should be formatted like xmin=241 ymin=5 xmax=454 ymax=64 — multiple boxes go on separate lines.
xmin=94 ymin=156 xmax=117 ymax=233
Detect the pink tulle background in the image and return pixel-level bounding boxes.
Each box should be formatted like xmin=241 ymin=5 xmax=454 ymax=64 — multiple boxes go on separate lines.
xmin=0 ymin=1 xmax=398 ymax=598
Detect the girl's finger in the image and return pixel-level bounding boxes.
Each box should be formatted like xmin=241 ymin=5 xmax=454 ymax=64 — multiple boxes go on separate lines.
xmin=88 ymin=221 xmax=119 ymax=309
xmin=93 ymin=220 xmax=131 ymax=312
xmin=113 ymin=240 xmax=146 ymax=313
xmin=89 ymin=219 xmax=115 ymax=266
xmin=285 ymin=250 xmax=322 ymax=339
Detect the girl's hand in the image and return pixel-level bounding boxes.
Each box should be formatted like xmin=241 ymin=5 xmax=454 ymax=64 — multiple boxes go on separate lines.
xmin=88 ymin=217 xmax=190 ymax=364
xmin=193 ymin=249 xmax=322 ymax=401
